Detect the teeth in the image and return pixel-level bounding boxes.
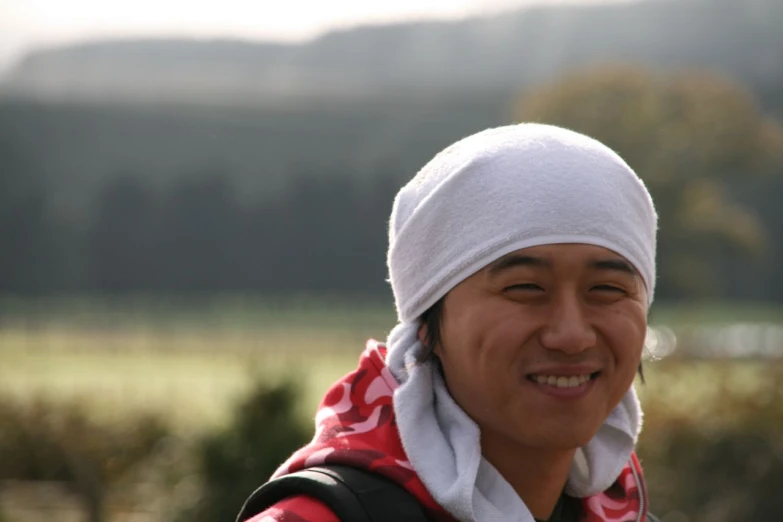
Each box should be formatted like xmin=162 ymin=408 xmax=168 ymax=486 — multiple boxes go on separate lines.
xmin=532 ymin=373 xmax=594 ymax=388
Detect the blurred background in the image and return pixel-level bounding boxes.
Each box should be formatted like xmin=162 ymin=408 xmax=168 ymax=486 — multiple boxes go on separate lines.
xmin=1 ymin=0 xmax=782 ymax=520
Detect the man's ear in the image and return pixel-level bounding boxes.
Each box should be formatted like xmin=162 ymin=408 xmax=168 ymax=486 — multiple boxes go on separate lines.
xmin=418 ymin=324 xmax=429 ymax=346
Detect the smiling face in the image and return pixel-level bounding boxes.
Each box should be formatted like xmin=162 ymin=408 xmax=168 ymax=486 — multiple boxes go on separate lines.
xmin=432 ymin=243 xmax=648 ymax=453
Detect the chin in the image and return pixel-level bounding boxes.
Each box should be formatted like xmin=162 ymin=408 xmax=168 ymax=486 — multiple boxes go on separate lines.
xmin=529 ymin=424 xmax=600 ymax=450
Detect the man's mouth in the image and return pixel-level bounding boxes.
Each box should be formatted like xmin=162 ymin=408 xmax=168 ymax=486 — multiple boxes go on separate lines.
xmin=526 ymin=372 xmax=600 ymax=389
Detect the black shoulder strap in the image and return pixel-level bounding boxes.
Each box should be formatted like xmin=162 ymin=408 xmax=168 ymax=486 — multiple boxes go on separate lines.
xmin=236 ymin=465 xmax=432 ymax=522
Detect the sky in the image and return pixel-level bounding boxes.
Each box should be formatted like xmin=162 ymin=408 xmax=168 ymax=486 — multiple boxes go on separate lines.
xmin=0 ymin=0 xmax=620 ymax=72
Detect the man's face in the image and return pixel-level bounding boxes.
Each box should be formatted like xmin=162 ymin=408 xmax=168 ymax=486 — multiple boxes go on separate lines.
xmin=433 ymin=243 xmax=648 ymax=451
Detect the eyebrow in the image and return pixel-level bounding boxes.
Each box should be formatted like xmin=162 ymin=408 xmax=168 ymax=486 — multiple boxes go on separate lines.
xmin=487 ymin=255 xmax=551 ymax=276
xmin=591 ymin=258 xmax=638 ymax=276
xmin=487 ymin=254 xmax=638 ymax=277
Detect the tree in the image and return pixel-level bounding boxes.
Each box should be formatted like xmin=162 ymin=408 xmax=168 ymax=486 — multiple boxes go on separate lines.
xmin=85 ymin=175 xmax=159 ymax=292
xmin=182 ymin=378 xmax=310 ymax=522
xmin=0 ymin=397 xmax=169 ymax=522
xmin=155 ymin=171 xmax=244 ymax=293
xmin=515 ymin=66 xmax=783 ymax=299
xmin=0 ymin=139 xmax=60 ymax=294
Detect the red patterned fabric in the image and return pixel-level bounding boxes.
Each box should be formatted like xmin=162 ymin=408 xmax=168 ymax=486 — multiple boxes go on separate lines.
xmin=251 ymin=341 xmax=649 ymax=522
xmin=248 ymin=496 xmax=338 ymax=522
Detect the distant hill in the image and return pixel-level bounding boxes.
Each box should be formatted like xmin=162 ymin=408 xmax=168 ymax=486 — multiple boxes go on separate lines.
xmin=1 ymin=0 xmax=781 ymax=104
xmin=1 ymin=0 xmax=781 ymax=223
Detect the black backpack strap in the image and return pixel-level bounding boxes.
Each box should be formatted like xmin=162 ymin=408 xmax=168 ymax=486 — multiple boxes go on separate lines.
xmin=236 ymin=465 xmax=431 ymax=522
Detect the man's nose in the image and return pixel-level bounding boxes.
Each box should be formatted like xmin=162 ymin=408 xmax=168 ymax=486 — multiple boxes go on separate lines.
xmin=539 ymin=293 xmax=597 ymax=354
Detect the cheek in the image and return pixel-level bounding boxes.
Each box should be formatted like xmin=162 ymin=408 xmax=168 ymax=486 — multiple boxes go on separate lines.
xmin=441 ymin=305 xmax=537 ymax=399
xmin=450 ymin=300 xmax=527 ymax=351
xmin=439 ymin=304 xmax=516 ymax=378
xmin=603 ymin=309 xmax=647 ymax=370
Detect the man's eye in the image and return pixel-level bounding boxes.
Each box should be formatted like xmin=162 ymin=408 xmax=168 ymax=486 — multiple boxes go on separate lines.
xmin=592 ymin=285 xmax=625 ymax=293
xmin=505 ymin=283 xmax=543 ymax=292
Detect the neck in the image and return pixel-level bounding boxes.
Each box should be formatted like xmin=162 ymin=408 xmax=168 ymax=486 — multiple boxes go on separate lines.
xmin=481 ymin=431 xmax=576 ymax=521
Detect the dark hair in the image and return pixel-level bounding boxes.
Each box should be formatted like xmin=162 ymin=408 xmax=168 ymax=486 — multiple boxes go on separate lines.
xmin=418 ymin=297 xmax=446 ymax=363
xmin=417 ymin=297 xmax=645 ymax=383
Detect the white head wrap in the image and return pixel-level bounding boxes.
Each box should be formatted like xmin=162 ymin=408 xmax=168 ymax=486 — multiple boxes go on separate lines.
xmin=388 ymin=123 xmax=657 ymax=323
xmin=385 ymin=123 xmax=658 ymax=522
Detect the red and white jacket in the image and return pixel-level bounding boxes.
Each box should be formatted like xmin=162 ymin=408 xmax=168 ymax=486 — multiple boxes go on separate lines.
xmin=251 ymin=342 xmax=649 ymax=522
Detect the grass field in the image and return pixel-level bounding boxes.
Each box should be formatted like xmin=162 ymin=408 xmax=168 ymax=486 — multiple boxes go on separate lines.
xmin=1 ymin=298 xmax=781 ymax=433
xmin=0 ymin=297 xmax=392 ymax=433
xmin=0 ymin=326 xmax=366 ymax=433
xmin=2 ymin=298 xmax=782 ymax=522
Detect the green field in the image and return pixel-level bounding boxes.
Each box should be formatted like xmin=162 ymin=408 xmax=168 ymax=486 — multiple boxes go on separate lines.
xmin=0 ymin=298 xmax=392 ymax=432
xmin=0 ymin=325 xmax=367 ymax=433
xmin=2 ymin=298 xmax=781 ymax=433
xmin=2 ymin=299 xmax=782 ymax=522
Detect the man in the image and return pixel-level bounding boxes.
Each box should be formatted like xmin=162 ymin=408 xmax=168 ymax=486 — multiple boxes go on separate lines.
xmin=247 ymin=123 xmax=657 ymax=521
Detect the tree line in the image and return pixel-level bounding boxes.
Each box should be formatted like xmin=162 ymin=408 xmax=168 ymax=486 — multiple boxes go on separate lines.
xmin=1 ymin=161 xmax=781 ymax=303
xmin=0 ymin=164 xmax=400 ymax=298
xmin=1 ymin=67 xmax=782 ymax=303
